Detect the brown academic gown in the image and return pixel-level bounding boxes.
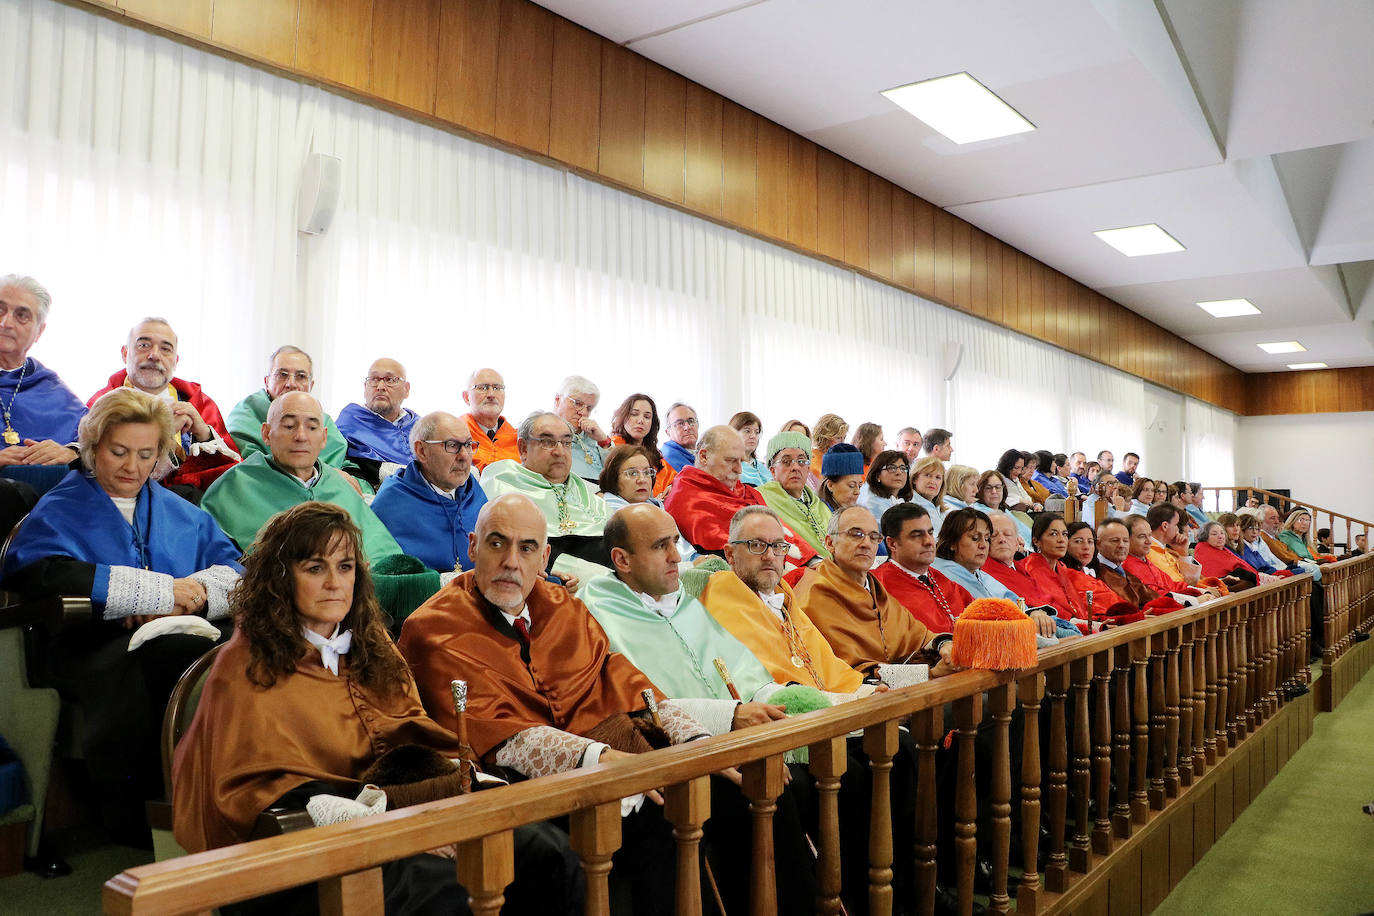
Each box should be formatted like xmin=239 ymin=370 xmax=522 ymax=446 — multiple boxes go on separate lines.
xmin=1093 ymin=559 xmax=1159 ymax=609
xmin=792 ymin=559 xmax=938 ymax=674
xmin=172 ymin=630 xmax=465 ymax=854
xmin=397 ymin=571 xmax=663 ymax=761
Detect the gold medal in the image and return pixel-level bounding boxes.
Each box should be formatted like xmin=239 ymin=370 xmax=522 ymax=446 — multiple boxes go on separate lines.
xmin=791 ymin=655 xmax=805 ymax=668
xmin=3 ymin=427 xmax=17 ymax=446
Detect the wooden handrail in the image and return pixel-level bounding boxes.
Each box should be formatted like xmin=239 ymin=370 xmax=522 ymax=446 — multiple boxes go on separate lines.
xmin=101 ymin=566 xmax=1356 ymax=916
xmin=1202 ymin=485 xmax=1373 ymax=548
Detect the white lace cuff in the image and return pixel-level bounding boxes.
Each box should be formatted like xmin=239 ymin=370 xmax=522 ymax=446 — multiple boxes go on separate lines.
xmin=439 ymin=571 xmax=460 ymax=587
xmin=657 ymin=700 xmax=709 ymax=743
xmin=821 ymin=684 xmax=879 ymax=705
xmin=751 ymin=682 xmax=784 ymax=703
xmin=307 ymin=785 xmax=388 ymax=826
xmin=188 ymin=433 xmax=240 ymax=461
xmin=877 ymin=663 xmax=929 ymax=689
xmin=103 ymin=567 xmax=175 ymax=620
xmin=189 ymin=565 xmax=240 ymax=620
xmin=668 ymin=698 xmax=738 ymax=736
xmin=492 ymin=726 xmax=594 ymax=778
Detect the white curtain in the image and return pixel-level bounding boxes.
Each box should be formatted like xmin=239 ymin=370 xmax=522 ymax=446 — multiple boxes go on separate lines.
xmin=1 ymin=0 xmax=1231 ymax=477
xmin=1184 ymin=398 xmax=1238 ymax=495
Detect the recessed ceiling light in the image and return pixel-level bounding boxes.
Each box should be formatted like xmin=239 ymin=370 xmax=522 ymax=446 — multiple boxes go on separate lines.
xmin=1257 ymin=341 xmax=1306 ymax=354
xmin=1196 ymin=298 xmax=1260 ymax=318
xmin=881 ymin=72 xmax=1035 ymax=145
xmin=1287 ymin=362 xmax=1327 ymax=370
xmin=1093 ymin=224 xmax=1186 ymax=257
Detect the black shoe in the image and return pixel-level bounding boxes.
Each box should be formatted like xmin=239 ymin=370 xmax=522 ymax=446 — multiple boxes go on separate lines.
xmin=1284 ymin=683 xmax=1310 ymax=699
xmin=934 ymin=884 xmax=988 ymax=916
xmin=24 ymin=854 xmax=72 ymax=879
xmin=973 ymin=856 xmax=994 ymax=894
xmin=1352 ymin=630 xmax=1370 ymax=642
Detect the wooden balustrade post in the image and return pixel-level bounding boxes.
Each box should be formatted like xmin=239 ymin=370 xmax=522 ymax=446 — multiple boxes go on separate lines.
xmin=1148 ymin=634 xmax=1166 ymax=810
xmin=1240 ymin=604 xmax=1256 ymax=735
xmin=1205 ymin=618 xmax=1220 ymax=763
xmin=1091 ymin=649 xmax=1113 ymax=856
xmin=953 ymin=695 xmax=984 ymax=916
xmin=1044 ymin=666 xmax=1070 ymax=893
xmin=1177 ymin=623 xmax=1195 ymax=787
xmin=1222 ymin=610 xmax=1239 ymax=748
xmin=1018 ymin=675 xmax=1045 ymax=915
xmin=807 ymin=738 xmax=848 ymax=916
xmin=1111 ymin=651 xmax=1132 ymax=839
xmin=1164 ymin=630 xmax=1181 ymax=798
xmin=742 ymin=756 xmax=786 ymax=916
xmin=911 ymin=710 xmax=941 ymax=916
xmin=1300 ymin=579 xmax=1313 ymax=686
xmin=988 ymin=684 xmax=1015 ymax=915
xmin=570 ymin=802 xmax=622 ymax=916
xmin=457 ymin=830 xmax=516 ymax=916
xmin=1131 ymin=638 xmax=1150 ymax=824
xmin=318 ymin=868 xmax=384 ymax=916
xmin=1266 ymin=593 xmax=1280 ymax=716
xmin=862 ymin=722 xmax=899 ymax=916
xmin=1275 ymin=587 xmax=1291 ymax=703
xmin=664 ymin=779 xmax=710 ymax=916
xmin=1193 ymin=620 xmax=1209 ymax=775
xmin=1232 ymin=607 xmax=1248 ymax=740
xmin=1069 ymin=656 xmax=1093 ymax=873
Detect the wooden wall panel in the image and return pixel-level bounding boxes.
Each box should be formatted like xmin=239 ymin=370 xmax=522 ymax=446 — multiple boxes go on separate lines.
xmin=368 ymin=0 xmax=441 ymax=113
xmin=435 ymin=0 xmax=499 ymax=134
xmin=721 ymin=102 xmax=757 ymax=229
xmin=683 ymin=83 xmax=722 ymax=217
xmin=867 ymin=178 xmax=893 ymax=281
xmin=814 ymin=149 xmax=845 ymax=262
xmin=548 ymin=19 xmax=601 ymax=172
xmin=88 ymin=0 xmax=1275 ymax=414
xmin=755 ymin=119 xmax=790 ymax=240
xmin=493 ymin=0 xmax=554 ymax=154
xmin=786 ymin=135 xmax=818 ymax=250
xmin=892 ymin=191 xmax=915 ymax=290
xmin=643 ymin=65 xmax=687 ymax=203
xmin=597 ymin=43 xmax=645 ymax=189
xmin=842 ymin=162 xmax=869 ymax=271
xmin=120 ymin=0 xmax=211 ymax=38
xmin=298 ymin=0 xmax=373 ymax=91
xmin=211 ymin=0 xmax=298 ymax=67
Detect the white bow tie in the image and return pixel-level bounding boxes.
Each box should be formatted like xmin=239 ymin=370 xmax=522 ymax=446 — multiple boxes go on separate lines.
xmin=303 ymin=626 xmax=353 ymax=675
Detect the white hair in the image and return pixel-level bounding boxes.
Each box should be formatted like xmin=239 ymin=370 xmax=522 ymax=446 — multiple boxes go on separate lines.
xmin=556 ymin=375 xmax=599 ymax=400
xmin=0 ymin=274 xmax=52 ymax=323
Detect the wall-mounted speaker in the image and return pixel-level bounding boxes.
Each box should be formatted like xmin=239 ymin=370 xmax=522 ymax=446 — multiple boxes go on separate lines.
xmin=297 ymin=152 xmax=342 ymax=236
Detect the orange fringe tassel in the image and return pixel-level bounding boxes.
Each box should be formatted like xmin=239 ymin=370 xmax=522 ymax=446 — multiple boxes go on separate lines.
xmin=952 ymin=598 xmax=1039 ymax=670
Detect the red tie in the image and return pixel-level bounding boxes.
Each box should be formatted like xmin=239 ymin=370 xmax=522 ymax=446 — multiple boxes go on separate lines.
xmin=513 ymin=617 xmax=531 ymax=644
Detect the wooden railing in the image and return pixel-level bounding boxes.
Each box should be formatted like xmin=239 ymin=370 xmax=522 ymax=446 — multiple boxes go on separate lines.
xmin=102 ymin=564 xmax=1374 ymax=916
xmin=1313 ymin=552 xmax=1374 ymax=711
xmin=1202 ymin=486 xmax=1373 ymax=550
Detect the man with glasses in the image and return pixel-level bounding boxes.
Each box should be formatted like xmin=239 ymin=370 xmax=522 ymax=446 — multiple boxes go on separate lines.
xmin=336 ymin=357 xmax=418 ymax=488
xmin=225 ymin=345 xmax=365 ymax=490
xmin=758 ymin=431 xmax=832 ymax=559
xmin=793 ymin=505 xmax=957 ymax=682
xmin=480 ymin=411 xmax=613 ymax=569
xmin=666 ymin=425 xmax=817 ymax=566
xmin=661 ymin=402 xmax=699 ymax=472
xmin=462 ymin=367 xmax=520 ymax=471
xmin=373 ymin=411 xmax=488 ymax=576
xmin=89 ymin=316 xmax=240 ymax=494
xmin=552 ymin=374 xmax=611 ymax=483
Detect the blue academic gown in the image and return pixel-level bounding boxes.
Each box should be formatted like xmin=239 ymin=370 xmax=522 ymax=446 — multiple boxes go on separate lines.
xmin=2 ymin=470 xmax=242 ymax=609
xmin=662 ymin=439 xmax=695 ymax=472
xmin=1032 ymin=471 xmax=1068 ymax=498
xmin=335 ymin=403 xmax=419 ymax=465
xmin=371 ymin=460 xmax=488 ymax=573
xmin=0 ymin=357 xmax=86 ymax=444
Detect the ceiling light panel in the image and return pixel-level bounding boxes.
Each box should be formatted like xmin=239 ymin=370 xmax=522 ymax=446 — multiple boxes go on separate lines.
xmin=881 ymin=73 xmax=1035 ymax=145
xmin=1093 ymin=224 xmax=1186 ymax=257
xmin=1196 ymin=298 xmax=1260 ymax=318
xmin=1286 ymin=362 xmax=1327 ymax=370
xmin=1257 ymin=341 xmax=1307 ymax=354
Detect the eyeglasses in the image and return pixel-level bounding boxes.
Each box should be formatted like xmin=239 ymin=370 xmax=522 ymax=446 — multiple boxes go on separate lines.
xmin=271 ymin=370 xmax=312 ymax=385
xmin=565 ymin=395 xmax=595 ymax=412
xmin=669 ymin=417 xmax=698 ymax=429
xmin=421 ymin=439 xmax=476 ymax=454
xmin=841 ymin=529 xmax=884 ymax=544
xmin=879 ymin=463 xmax=909 ymax=474
xmin=620 ymin=468 xmax=654 ymax=480
xmin=729 ymin=538 xmax=791 ymax=556
xmin=364 ymin=374 xmax=406 ymax=387
xmin=529 ymin=435 xmax=573 ymax=451
xmin=472 ymin=383 xmax=506 ymax=393
xmin=772 ymin=455 xmax=808 ymax=468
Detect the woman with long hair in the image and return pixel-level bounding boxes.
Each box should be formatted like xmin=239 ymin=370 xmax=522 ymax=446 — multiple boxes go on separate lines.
xmin=858 ymin=448 xmax=911 ymax=520
xmin=610 ymin=392 xmax=675 ymax=497
xmin=1016 ymin=514 xmax=1120 ymax=622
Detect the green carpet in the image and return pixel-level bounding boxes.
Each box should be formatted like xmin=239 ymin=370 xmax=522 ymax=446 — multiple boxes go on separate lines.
xmin=1156 ymin=664 xmax=1374 ymax=916
xmin=0 ymin=828 xmax=151 ymax=915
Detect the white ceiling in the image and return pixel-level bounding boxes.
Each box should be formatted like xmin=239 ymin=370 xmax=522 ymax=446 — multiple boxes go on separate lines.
xmin=536 ymin=0 xmax=1374 ymax=373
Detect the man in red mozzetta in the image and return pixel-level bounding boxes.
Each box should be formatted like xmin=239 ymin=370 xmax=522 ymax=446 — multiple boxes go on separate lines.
xmin=871 ymin=501 xmax=970 ymax=632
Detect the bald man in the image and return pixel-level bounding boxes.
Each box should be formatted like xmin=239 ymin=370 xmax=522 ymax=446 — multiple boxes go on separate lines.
xmin=335 ymin=357 xmax=419 ymax=487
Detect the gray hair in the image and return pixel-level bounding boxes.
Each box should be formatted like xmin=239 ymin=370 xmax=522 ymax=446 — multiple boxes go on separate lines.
xmin=410 ymin=410 xmax=462 ymax=449
xmin=696 ymin=424 xmax=738 ymax=457
xmin=556 ymin=375 xmax=599 ymax=400
xmin=517 ymin=410 xmax=571 ymax=442
xmin=728 ymin=505 xmax=781 ymax=544
xmin=0 ymin=274 xmax=52 ymax=324
xmin=267 ymin=344 xmax=313 ymax=376
xmin=826 ymin=504 xmax=869 ymax=536
xmin=666 ymin=401 xmax=696 ymax=420
xmin=127 ymin=316 xmax=176 ymax=347
xmin=1199 ymin=521 xmax=1225 ymax=542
